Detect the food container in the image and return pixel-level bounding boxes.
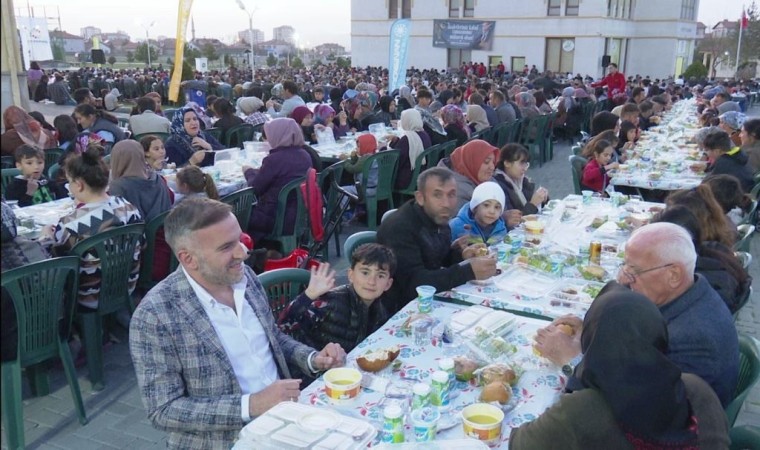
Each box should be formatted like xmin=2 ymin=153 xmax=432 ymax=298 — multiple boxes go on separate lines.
xmin=411 ymin=383 xmax=431 ymax=410
xmin=381 ymin=404 xmax=405 ymax=443
xmin=235 ymin=402 xmax=376 ymax=450
xmin=523 ymin=220 xmax=544 ymax=235
xmin=430 ymin=370 xmax=450 ymax=408
xmin=410 ymin=407 xmax=440 ymax=442
xmin=461 ymin=403 xmax=504 ymax=447
xmin=324 ymin=368 xmax=362 ymax=402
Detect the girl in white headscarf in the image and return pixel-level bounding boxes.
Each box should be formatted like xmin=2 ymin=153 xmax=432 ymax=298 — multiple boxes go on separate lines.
xmin=391 ymin=108 xmax=432 ymax=190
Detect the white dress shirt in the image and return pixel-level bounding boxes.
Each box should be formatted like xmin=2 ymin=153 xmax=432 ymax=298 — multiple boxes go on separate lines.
xmin=183 ymin=267 xmax=278 ymax=421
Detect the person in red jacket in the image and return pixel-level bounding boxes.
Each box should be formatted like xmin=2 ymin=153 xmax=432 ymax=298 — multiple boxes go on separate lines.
xmin=592 ymin=63 xmax=627 ymax=103
xmin=581 ymin=138 xmax=619 ymax=194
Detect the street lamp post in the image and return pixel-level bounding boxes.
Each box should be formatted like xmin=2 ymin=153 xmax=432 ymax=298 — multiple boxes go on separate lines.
xmin=139 ymin=21 xmax=156 ymax=68
xmin=236 ymin=0 xmax=256 ymax=79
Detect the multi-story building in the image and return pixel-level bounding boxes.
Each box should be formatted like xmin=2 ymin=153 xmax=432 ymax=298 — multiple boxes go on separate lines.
xmin=273 ymin=25 xmax=296 ymax=45
xmin=238 ymin=28 xmax=265 ymax=44
xmin=351 ymin=0 xmax=700 ymax=78
xmin=80 ymin=26 xmax=101 ymax=40
xmin=49 ymin=30 xmax=85 ymax=54
xmin=314 ymin=43 xmax=346 ymax=57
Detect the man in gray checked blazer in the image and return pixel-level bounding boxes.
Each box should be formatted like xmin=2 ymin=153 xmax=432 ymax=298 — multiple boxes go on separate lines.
xmin=129 ymin=198 xmax=346 ymax=449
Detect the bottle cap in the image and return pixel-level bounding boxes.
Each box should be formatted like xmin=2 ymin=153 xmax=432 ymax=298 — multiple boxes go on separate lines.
xmin=384 ymin=404 xmax=403 ymax=419
xmin=413 ymin=383 xmax=430 ymax=396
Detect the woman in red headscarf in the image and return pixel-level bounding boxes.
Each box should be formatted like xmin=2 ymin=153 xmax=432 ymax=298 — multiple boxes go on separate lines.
xmin=1 ymin=106 xmax=57 ymax=156
xmin=436 ymin=139 xmax=498 ymax=210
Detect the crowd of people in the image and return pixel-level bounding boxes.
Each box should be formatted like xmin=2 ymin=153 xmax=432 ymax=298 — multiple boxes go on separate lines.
xmin=1 ymin=58 xmax=758 ymax=449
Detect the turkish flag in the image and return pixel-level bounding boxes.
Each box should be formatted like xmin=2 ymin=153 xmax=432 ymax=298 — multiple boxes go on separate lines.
xmin=741 ymin=10 xmax=749 ymax=29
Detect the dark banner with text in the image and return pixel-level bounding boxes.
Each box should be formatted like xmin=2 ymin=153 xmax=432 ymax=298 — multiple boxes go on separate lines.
xmin=432 ymin=20 xmax=495 ymax=50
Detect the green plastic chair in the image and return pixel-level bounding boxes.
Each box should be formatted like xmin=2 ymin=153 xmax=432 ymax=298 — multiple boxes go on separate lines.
xmin=393 ymin=144 xmax=443 ymax=201
xmin=733 ymin=225 xmax=755 ymax=253
xmin=518 ymin=114 xmax=552 ymax=167
xmin=359 ymin=149 xmax=400 ymax=230
xmin=1 ymin=257 xmax=87 ymax=450
xmin=70 ymin=223 xmax=145 ymax=391
xmin=469 ymin=127 xmax=492 ymax=143
xmin=1 ymin=155 xmax=15 ymax=169
xmin=441 ymin=140 xmax=458 ymax=158
xmin=225 ymin=123 xmax=255 ymax=148
xmin=488 ymin=122 xmax=507 ymax=147
xmin=162 ymin=108 xmax=177 ymax=119
xmin=495 ymin=120 xmax=522 ymax=148
xmin=263 ymin=176 xmax=307 ymax=255
xmin=726 ymin=334 xmax=760 ymax=427
xmin=569 ymin=154 xmax=588 ymax=195
xmin=542 ymin=112 xmax=558 ymax=162
xmin=221 ymin=187 xmax=257 ymax=231
xmin=257 ymin=268 xmax=311 ymax=322
xmin=204 ymin=127 xmax=224 ymax=144
xmin=133 ymin=132 xmax=171 ymax=143
xmin=48 ymin=162 xmax=61 ymax=180
xmin=317 ymin=160 xmax=346 ymax=258
xmin=343 ymin=231 xmax=377 ymax=264
xmin=729 ymin=425 xmax=760 ymax=450
xmin=43 ymin=148 xmax=64 ymax=174
xmin=571 ymin=145 xmax=583 ymax=156
xmin=137 ymin=210 xmax=178 ymax=291
xmin=1 ymin=168 xmax=21 ymax=197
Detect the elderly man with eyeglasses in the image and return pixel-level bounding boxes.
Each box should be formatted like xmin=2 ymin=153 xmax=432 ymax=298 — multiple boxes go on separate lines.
xmin=534 ymin=222 xmax=738 ymax=407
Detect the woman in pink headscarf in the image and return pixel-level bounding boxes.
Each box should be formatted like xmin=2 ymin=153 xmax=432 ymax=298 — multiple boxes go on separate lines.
xmin=1 ymin=106 xmax=57 ymax=156
xmin=437 ymin=139 xmax=498 ymax=210
xmin=243 ymin=118 xmax=313 ymax=242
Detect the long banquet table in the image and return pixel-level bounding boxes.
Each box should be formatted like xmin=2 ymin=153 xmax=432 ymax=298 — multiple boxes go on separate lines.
xmin=610 ymin=98 xmax=705 ymax=191
xmin=439 ymin=194 xmax=663 ymax=319
xmin=293 ymin=299 xmax=563 ymax=448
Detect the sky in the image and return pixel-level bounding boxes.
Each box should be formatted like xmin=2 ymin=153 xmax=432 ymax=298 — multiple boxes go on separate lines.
xmin=18 ymin=0 xmax=751 ymax=50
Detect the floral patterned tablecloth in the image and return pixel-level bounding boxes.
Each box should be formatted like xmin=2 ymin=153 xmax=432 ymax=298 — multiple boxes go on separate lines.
xmin=443 ymin=195 xmax=663 ymax=319
xmin=299 ymin=300 xmax=563 ymax=448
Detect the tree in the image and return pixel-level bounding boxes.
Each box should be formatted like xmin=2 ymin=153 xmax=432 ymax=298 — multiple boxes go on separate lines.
xmin=184 ymin=46 xmax=201 ymax=61
xmin=51 ymin=42 xmax=65 ymax=61
xmin=291 ymin=56 xmax=304 ymax=69
xmin=202 ymin=43 xmax=219 ymax=62
xmin=107 ymin=55 xmax=116 ymax=66
xmin=336 ymin=56 xmax=351 ymax=69
xmin=682 ymin=61 xmax=708 ymax=80
xmin=698 ymin=34 xmax=735 ymax=78
xmin=135 ymin=43 xmax=158 ymax=63
xmin=166 ymin=57 xmax=173 ymax=65
xmin=266 ymin=54 xmax=277 ymax=67
xmin=127 ymin=51 xmax=134 ymax=63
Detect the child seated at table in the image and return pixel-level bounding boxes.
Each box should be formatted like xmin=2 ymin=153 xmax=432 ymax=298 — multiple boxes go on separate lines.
xmin=278 ymin=243 xmax=395 ymax=353
xmin=174 ymin=166 xmax=219 ymax=203
xmin=340 ymin=134 xmax=380 ymax=222
xmin=6 ymin=145 xmax=66 ymax=207
xmin=581 ymin=139 xmax=618 ymax=195
xmin=449 ymin=181 xmax=508 ymax=246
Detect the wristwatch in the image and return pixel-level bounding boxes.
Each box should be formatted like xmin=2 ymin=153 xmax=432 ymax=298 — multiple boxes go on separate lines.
xmin=562 ymin=353 xmax=584 ymax=377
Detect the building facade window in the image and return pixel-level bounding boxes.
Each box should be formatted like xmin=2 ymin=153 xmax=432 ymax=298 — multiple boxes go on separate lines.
xmin=546 ymin=38 xmax=575 ymax=74
xmin=401 ymin=0 xmax=412 ymax=18
xmin=389 ymin=0 xmax=398 ymax=19
xmin=608 ymin=0 xmax=632 ymax=19
xmin=448 ymin=48 xmax=472 ymax=69
xmin=548 ymin=0 xmax=561 ymax=16
xmin=566 ymin=0 xmax=580 ymax=16
xmin=449 ymin=0 xmax=460 ymax=18
xmin=604 ymin=37 xmax=626 ymax=69
xmin=680 ymin=0 xmax=696 ymax=20
xmin=464 ymin=0 xmax=475 ymax=17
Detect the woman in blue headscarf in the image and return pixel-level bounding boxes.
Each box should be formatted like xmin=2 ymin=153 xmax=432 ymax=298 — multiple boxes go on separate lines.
xmin=164 ymin=107 xmax=223 ymax=167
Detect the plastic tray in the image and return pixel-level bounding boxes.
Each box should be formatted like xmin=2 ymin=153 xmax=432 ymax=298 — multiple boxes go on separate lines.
xmin=235 ymin=401 xmax=376 ymax=450
xmin=493 ymin=266 xmax=558 ymax=299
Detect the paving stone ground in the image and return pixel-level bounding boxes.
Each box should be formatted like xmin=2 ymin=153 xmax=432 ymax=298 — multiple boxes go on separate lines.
xmin=0 ymin=103 xmax=756 ymax=449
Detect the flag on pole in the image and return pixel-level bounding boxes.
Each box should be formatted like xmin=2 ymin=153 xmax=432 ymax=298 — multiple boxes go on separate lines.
xmin=741 ymin=8 xmax=749 ymax=28
xmin=169 ymin=0 xmax=194 ymax=103
xmin=388 ymin=19 xmax=411 ymax=95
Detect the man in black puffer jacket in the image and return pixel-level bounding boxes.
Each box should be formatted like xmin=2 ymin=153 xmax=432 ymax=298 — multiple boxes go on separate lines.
xmin=377 ymin=167 xmax=497 ymax=313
